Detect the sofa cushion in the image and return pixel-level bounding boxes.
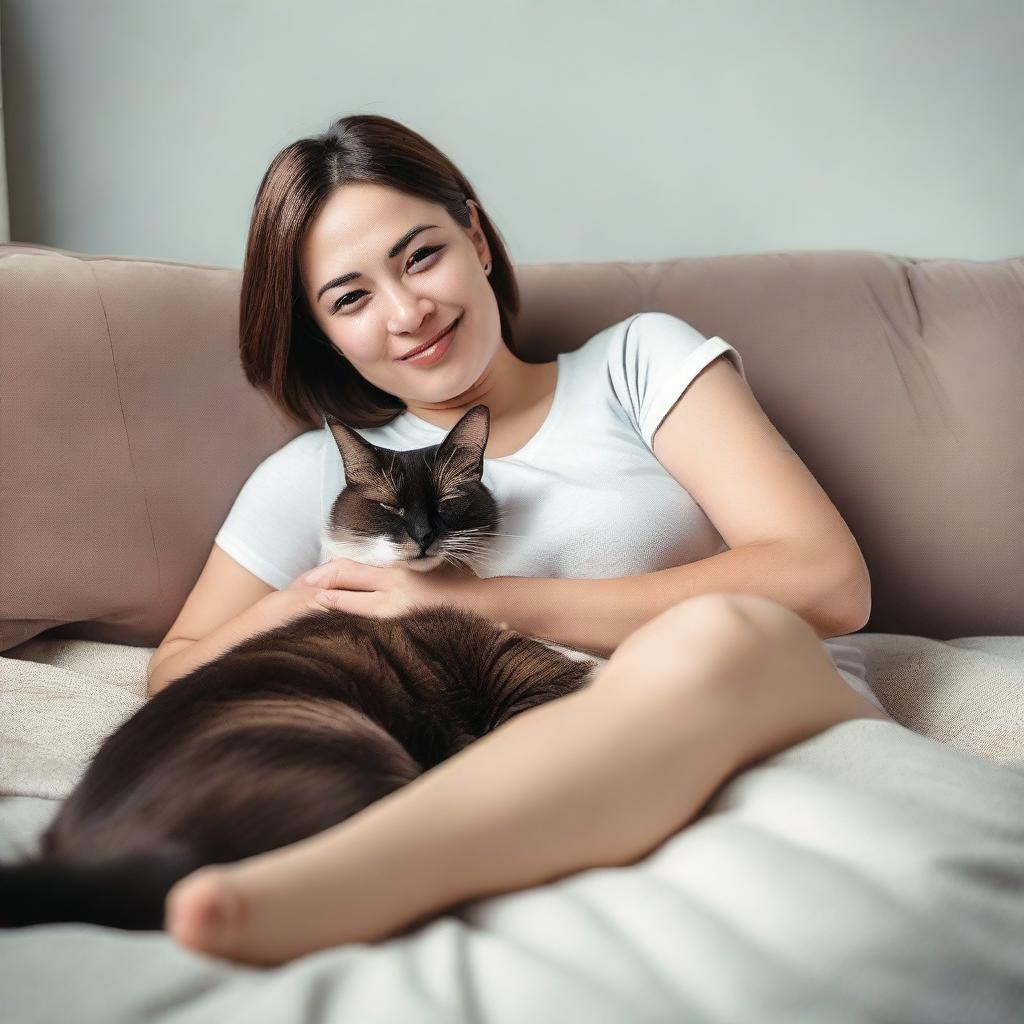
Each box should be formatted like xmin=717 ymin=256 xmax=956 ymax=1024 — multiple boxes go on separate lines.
xmin=1 ymin=243 xmax=1022 ymax=651
xmin=0 ymin=244 xmax=300 ymax=651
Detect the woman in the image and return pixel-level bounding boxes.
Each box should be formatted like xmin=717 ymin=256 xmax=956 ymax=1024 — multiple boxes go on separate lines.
xmin=158 ymin=113 xmax=893 ymax=966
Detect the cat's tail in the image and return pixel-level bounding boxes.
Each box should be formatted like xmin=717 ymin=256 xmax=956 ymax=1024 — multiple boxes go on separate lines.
xmin=0 ymin=841 xmax=205 ymax=931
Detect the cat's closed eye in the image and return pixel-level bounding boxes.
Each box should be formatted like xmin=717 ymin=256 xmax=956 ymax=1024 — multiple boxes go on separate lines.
xmin=437 ymin=494 xmax=471 ymax=520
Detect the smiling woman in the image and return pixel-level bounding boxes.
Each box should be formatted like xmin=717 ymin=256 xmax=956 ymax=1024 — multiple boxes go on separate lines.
xmin=293 ymin=180 xmax=549 ymax=433
xmin=156 ymin=112 xmax=894 ymax=966
xmin=237 ymin=115 xmax=533 ymax=432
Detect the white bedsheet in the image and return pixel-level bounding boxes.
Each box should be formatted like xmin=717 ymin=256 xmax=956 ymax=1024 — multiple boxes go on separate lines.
xmin=1 ymin=637 xmax=1023 ymax=1023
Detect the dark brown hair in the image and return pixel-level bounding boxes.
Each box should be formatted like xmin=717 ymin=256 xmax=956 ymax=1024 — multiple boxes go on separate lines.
xmin=238 ymin=114 xmax=521 ymax=429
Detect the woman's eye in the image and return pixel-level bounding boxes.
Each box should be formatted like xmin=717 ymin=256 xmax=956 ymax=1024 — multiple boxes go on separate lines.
xmin=332 ymin=291 xmax=366 ymax=312
xmin=330 ymin=246 xmax=444 ymax=315
xmin=408 ymin=244 xmax=444 ymax=269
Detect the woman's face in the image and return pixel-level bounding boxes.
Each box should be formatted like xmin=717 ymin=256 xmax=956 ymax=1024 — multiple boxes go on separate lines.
xmin=298 ymin=181 xmax=500 ymax=404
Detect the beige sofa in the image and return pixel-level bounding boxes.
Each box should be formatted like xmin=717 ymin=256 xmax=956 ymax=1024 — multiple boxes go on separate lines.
xmin=1 ymin=242 xmax=1022 ymax=1021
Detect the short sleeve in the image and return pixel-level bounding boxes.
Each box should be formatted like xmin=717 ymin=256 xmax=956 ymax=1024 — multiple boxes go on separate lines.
xmin=607 ymin=312 xmax=746 ymax=451
xmin=213 ymin=430 xmax=324 ymax=590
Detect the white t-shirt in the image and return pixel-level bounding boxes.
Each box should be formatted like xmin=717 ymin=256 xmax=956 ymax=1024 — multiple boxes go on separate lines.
xmin=214 ymin=311 xmax=884 ymax=713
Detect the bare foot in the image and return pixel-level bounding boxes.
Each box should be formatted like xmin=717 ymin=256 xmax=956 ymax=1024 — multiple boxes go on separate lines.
xmin=164 ymin=865 xmax=267 ymax=966
xmin=163 ymin=826 xmax=444 ymax=967
xmin=164 ymin=859 xmax=345 ymax=968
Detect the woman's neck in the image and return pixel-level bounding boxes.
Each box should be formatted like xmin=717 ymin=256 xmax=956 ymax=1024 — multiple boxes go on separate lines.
xmin=404 ymin=349 xmax=556 ymax=433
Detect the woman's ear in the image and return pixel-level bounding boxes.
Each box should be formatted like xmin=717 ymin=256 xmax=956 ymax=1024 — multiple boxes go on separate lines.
xmin=464 ymin=199 xmax=491 ymax=269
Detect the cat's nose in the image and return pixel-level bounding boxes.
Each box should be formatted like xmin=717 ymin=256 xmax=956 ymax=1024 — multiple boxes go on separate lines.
xmin=407 ymin=525 xmax=437 ymax=553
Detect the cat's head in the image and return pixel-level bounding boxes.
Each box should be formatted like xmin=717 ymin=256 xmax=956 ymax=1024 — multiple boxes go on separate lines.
xmin=323 ymin=404 xmax=501 ymax=575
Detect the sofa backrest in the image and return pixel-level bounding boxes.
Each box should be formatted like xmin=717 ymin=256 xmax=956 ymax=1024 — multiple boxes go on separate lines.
xmin=1 ymin=242 xmax=1021 ymax=652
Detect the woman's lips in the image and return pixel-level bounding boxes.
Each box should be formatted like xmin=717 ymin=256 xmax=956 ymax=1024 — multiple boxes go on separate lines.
xmin=398 ymin=317 xmax=459 ymax=365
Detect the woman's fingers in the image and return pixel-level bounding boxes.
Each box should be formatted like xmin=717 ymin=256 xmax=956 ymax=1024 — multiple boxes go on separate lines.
xmin=310 ymin=587 xmax=379 ymax=612
xmin=302 ymin=557 xmax=378 ymax=591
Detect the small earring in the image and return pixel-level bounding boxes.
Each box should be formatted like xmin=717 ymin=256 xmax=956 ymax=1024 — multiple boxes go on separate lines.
xmin=484 ymin=261 xmax=492 ymax=275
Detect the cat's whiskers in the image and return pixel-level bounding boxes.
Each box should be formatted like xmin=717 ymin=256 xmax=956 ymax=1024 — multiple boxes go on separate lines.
xmin=444 ymin=531 xmax=529 ymax=552
xmin=439 ymin=552 xmax=477 ymax=573
xmin=446 ymin=522 xmax=531 ymax=539
xmin=456 ymin=530 xmax=530 ymax=540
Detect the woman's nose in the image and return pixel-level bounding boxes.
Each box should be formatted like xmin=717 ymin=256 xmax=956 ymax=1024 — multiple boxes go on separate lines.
xmin=386 ymin=289 xmax=433 ymax=334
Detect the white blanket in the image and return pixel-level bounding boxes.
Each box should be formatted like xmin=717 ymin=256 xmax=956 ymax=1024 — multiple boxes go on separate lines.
xmin=1 ymin=635 xmax=1023 ymax=1022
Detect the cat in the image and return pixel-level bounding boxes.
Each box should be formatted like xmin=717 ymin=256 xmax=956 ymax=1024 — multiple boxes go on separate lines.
xmin=0 ymin=404 xmax=603 ymax=931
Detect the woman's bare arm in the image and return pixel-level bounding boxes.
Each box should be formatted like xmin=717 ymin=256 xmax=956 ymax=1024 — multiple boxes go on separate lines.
xmin=475 ymin=540 xmax=869 ymax=659
xmin=147 ymin=589 xmax=324 ymax=696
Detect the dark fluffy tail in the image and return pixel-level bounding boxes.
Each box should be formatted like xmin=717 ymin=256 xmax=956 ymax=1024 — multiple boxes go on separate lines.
xmin=0 ymin=842 xmax=205 ymax=931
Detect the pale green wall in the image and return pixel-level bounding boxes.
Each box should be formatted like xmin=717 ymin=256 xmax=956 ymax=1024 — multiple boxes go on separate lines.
xmin=2 ymin=0 xmax=1021 ymax=266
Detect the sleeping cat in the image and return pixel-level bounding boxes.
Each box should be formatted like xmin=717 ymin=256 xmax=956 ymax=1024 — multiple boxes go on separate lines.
xmin=0 ymin=404 xmax=602 ymax=931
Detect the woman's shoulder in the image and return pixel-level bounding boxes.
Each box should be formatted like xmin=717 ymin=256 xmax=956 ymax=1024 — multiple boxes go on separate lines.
xmin=570 ymin=311 xmax=704 ymax=360
xmin=242 ymin=428 xmax=326 ymax=487
xmin=604 ymin=311 xmax=706 ymax=346
xmin=557 ymin=312 xmax=693 ymax=382
xmin=282 ymin=426 xmax=332 ymax=455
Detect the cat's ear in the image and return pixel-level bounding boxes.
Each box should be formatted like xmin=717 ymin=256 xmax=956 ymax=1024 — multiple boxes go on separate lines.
xmin=325 ymin=415 xmax=381 ymax=485
xmin=436 ymin=404 xmax=490 ymax=480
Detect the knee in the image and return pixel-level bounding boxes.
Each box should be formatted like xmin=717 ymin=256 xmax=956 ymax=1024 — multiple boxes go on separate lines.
xmin=673 ymin=594 xmax=808 ymax=681
xmin=668 ymin=594 xmax=852 ymax=721
xmin=637 ymin=592 xmax=808 ymax=661
xmin=676 ymin=595 xmax=886 ymax=729
xmin=707 ymin=593 xmax=815 ymax=649
xmin=608 ymin=593 xmax=815 ymax=708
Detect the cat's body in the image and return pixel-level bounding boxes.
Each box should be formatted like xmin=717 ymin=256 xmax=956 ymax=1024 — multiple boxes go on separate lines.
xmin=0 ymin=404 xmax=601 ymax=930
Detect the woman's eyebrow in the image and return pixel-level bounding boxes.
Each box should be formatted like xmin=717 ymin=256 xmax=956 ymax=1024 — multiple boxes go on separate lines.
xmin=316 ymin=224 xmax=441 ymax=302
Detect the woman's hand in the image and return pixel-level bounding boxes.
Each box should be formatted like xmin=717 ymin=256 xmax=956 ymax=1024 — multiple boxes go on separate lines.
xmin=257 ymin=585 xmax=339 ymax=631
xmin=286 ymin=557 xmax=485 ymax=620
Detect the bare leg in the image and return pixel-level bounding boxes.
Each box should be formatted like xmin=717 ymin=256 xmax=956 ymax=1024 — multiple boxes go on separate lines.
xmin=165 ymin=594 xmax=884 ymax=966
